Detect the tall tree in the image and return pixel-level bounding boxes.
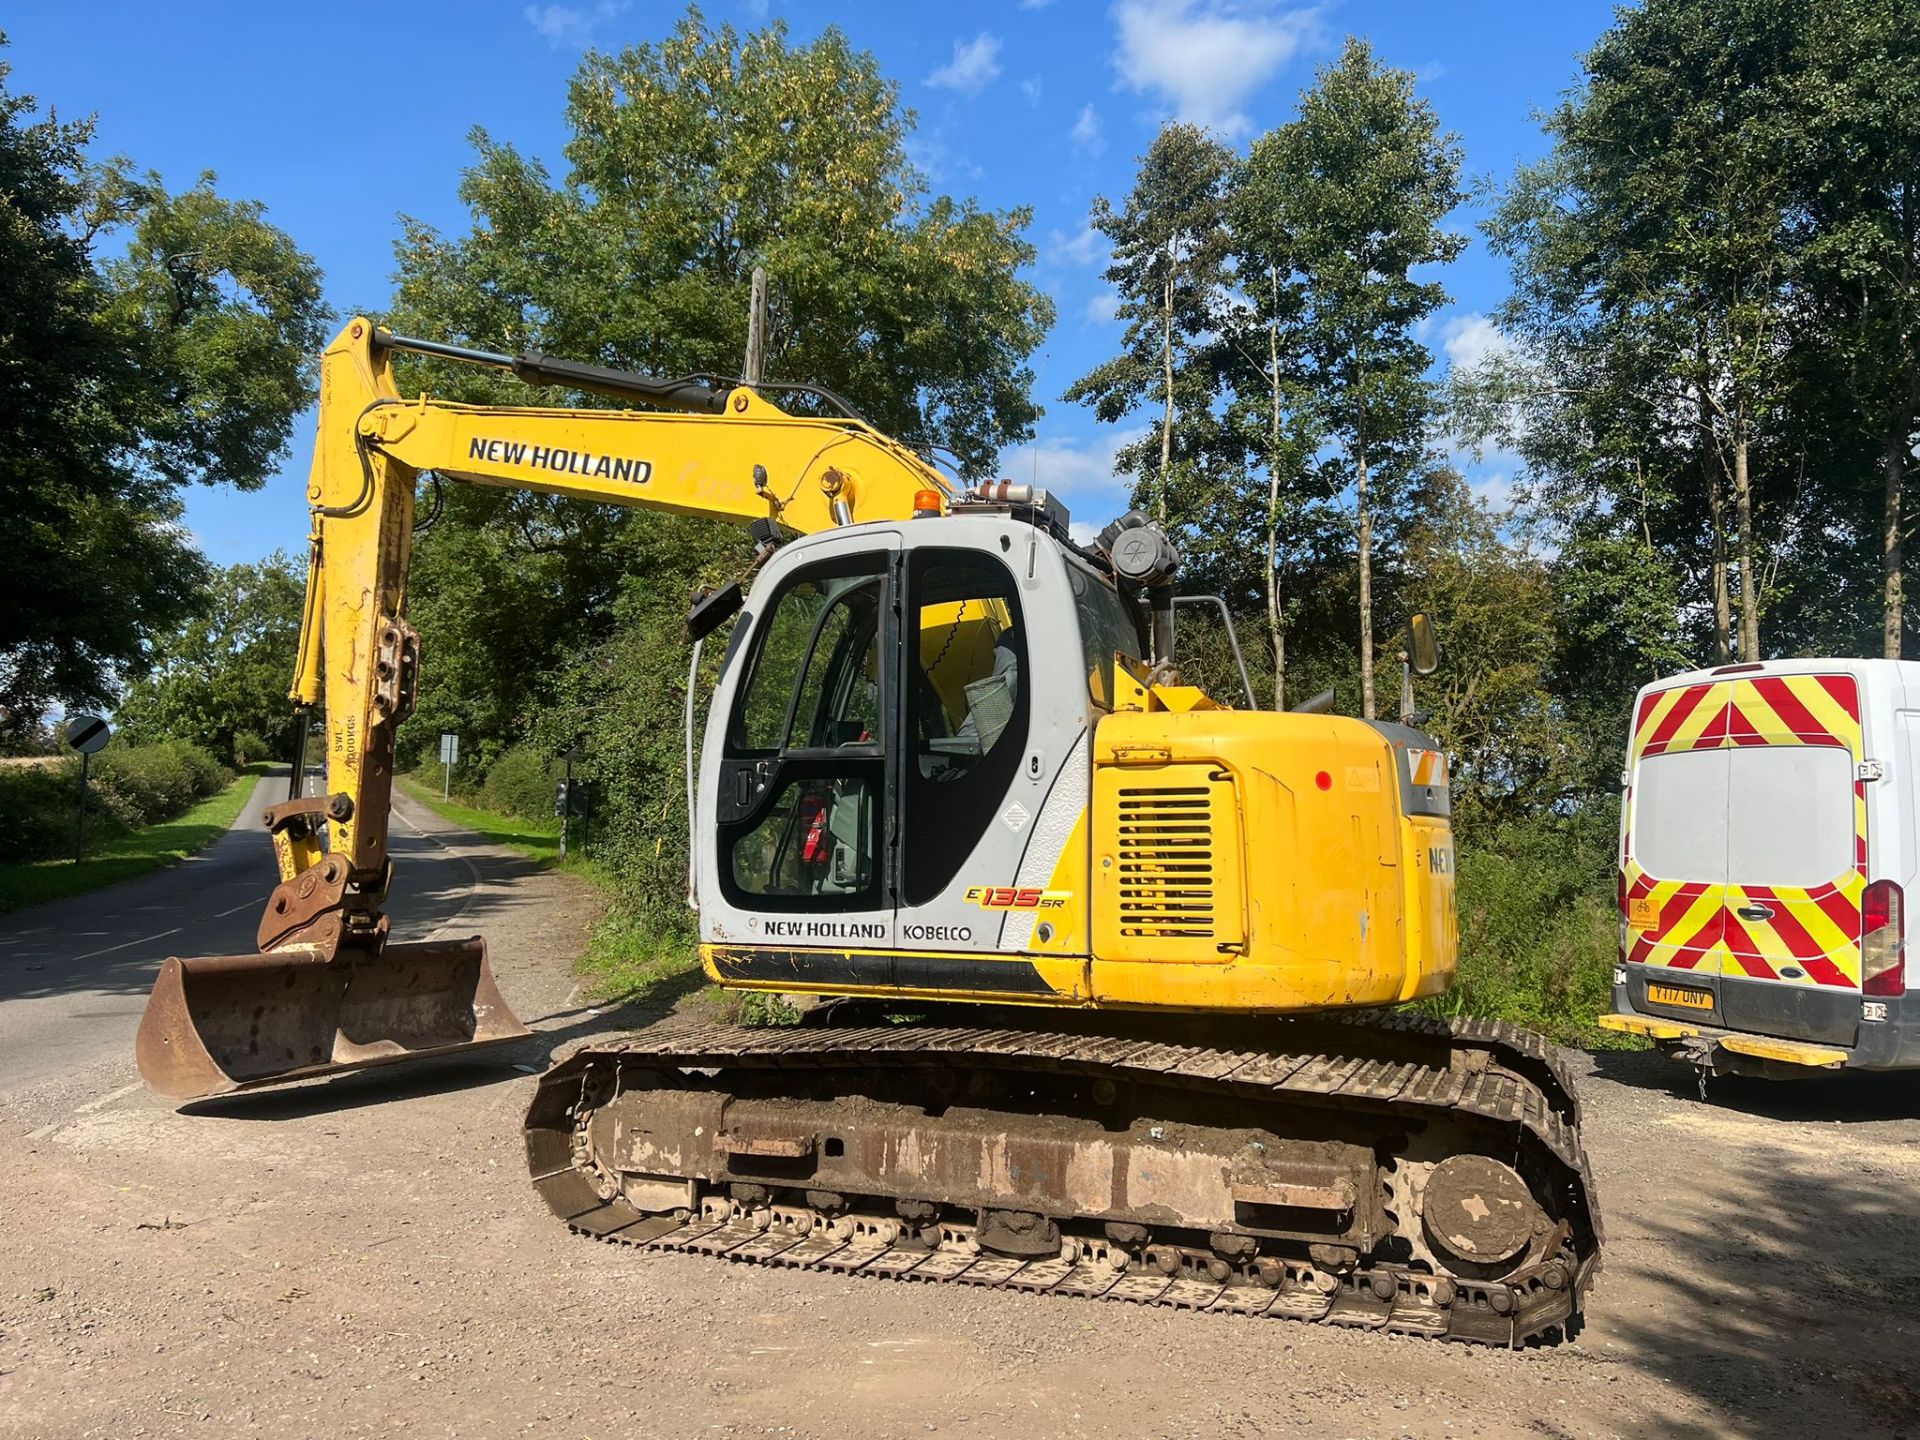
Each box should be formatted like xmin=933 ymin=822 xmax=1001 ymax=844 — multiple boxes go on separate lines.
xmin=115 ymin=554 xmax=307 ymax=760
xmin=1486 ymin=0 xmax=1823 ymax=664
xmin=385 ymin=9 xmax=1054 ymax=927
xmin=1065 ymin=122 xmax=1233 ymax=528
xmin=1223 ymin=142 xmax=1325 ymax=708
xmin=1247 ymin=39 xmax=1464 ymax=718
xmin=0 ymin=39 xmax=327 ymax=739
xmin=1799 ymin=0 xmax=1920 ymax=657
xmin=394 ymin=12 xmax=1049 ymax=473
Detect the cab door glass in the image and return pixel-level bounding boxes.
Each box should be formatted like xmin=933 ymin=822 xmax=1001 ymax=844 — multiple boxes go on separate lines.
xmin=732 ymin=575 xmax=882 ymax=753
xmin=722 ymin=566 xmax=886 ymax=909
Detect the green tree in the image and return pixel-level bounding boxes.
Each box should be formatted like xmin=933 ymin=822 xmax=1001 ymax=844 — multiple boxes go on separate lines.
xmin=384 ymin=9 xmax=1053 ymax=931
xmin=1065 ymin=122 xmax=1233 ymax=530
xmin=1484 ymin=0 xmax=1824 ymax=664
xmin=1395 ymin=474 xmax=1570 ymax=824
xmin=0 ymin=40 xmax=327 ymax=740
xmin=1244 ymin=40 xmax=1464 ymax=719
xmin=393 ymin=11 xmax=1048 ymax=470
xmin=1221 ymin=140 xmax=1324 ymax=707
xmin=115 ymin=554 xmax=307 ymax=761
xmin=1797 ymin=0 xmax=1920 ymax=657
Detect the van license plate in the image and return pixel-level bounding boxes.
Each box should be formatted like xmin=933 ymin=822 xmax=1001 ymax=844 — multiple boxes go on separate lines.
xmin=1648 ymin=983 xmax=1713 ymax=1011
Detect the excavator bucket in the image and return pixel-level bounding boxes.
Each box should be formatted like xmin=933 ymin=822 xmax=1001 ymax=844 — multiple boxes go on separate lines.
xmin=135 ymin=937 xmax=530 ymax=1100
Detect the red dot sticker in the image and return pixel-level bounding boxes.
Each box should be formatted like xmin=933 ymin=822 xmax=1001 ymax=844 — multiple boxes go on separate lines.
xmin=1315 ymin=771 xmax=1333 ymax=791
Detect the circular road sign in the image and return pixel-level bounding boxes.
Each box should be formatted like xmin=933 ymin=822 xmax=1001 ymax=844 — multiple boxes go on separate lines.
xmin=65 ymin=714 xmax=111 ymax=754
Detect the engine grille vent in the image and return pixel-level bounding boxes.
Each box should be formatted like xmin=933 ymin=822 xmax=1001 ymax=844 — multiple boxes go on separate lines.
xmin=1114 ymin=785 xmax=1217 ymax=938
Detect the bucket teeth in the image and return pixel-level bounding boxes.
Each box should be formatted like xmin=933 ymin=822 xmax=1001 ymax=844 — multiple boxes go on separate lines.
xmin=136 ymin=936 xmax=530 ymax=1100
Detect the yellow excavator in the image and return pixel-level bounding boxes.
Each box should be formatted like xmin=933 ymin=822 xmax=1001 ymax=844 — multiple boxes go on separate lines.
xmin=137 ymin=317 xmax=1599 ymax=1346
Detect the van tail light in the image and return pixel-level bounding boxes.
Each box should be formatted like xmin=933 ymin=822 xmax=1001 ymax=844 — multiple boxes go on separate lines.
xmin=1863 ymin=879 xmax=1905 ymax=997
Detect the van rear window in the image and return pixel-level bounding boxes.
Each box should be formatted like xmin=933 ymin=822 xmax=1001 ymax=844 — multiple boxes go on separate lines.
xmin=1725 ymin=745 xmax=1854 ymax=885
xmin=1634 ymin=745 xmax=1854 ymax=887
xmin=1633 ymin=749 xmax=1728 ymax=884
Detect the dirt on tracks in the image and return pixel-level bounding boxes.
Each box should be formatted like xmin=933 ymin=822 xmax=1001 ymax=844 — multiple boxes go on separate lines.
xmin=2 ymin=811 xmax=1917 ymax=1439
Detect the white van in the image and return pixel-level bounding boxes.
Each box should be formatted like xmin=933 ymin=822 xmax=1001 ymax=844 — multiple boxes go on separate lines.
xmin=1601 ymin=658 xmax=1917 ymax=1078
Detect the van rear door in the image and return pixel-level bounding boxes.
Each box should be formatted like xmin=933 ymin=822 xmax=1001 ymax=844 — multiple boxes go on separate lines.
xmin=1716 ymin=674 xmax=1865 ymax=1043
xmin=1622 ymin=672 xmax=1867 ymax=1044
xmin=1623 ymin=680 xmax=1733 ymax=985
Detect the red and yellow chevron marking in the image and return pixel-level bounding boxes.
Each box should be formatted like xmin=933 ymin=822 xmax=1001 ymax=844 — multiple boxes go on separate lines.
xmin=1622 ymin=672 xmax=1864 ymax=989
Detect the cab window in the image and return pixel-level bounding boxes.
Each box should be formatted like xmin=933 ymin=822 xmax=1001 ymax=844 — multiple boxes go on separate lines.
xmin=722 ymin=561 xmax=886 ymax=910
xmin=732 ymin=574 xmax=882 ymax=754
xmin=904 ymin=548 xmax=1028 ymax=904
xmin=1068 ymin=561 xmax=1143 ymax=708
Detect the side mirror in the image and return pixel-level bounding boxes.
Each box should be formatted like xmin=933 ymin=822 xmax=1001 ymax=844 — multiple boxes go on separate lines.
xmin=687 ymin=581 xmax=744 ymax=642
xmin=1406 ymin=614 xmax=1440 ymax=677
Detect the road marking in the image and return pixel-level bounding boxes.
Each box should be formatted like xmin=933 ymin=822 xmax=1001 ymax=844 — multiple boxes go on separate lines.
xmin=75 ymin=1079 xmax=145 ymax=1114
xmin=68 ymin=926 xmax=181 ymax=963
xmin=392 ymin=800 xmax=486 ymax=938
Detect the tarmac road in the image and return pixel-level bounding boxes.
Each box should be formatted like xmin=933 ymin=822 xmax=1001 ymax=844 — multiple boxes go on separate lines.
xmin=0 ymin=767 xmax=484 ymax=1097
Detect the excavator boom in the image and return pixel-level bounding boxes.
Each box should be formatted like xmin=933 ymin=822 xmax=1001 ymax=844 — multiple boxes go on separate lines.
xmin=137 ymin=317 xmax=953 ymax=1099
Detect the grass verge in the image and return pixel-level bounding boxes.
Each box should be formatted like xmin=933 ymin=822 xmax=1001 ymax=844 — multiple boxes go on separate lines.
xmin=0 ymin=765 xmax=268 ymax=915
xmin=575 ymin=905 xmax=703 ymax=1008
xmin=395 ymin=775 xmax=566 ymax=867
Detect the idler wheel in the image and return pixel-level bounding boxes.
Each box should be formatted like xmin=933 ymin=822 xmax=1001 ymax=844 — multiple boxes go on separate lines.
xmin=1420 ymin=1155 xmax=1541 ymax=1272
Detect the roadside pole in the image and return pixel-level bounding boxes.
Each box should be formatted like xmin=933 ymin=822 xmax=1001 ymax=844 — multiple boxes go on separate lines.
xmin=744 ymin=266 xmax=768 ymax=386
xmin=63 ymin=713 xmax=111 ymax=863
xmin=558 ymin=743 xmax=587 ymax=863
xmin=439 ymin=732 xmax=459 ymax=800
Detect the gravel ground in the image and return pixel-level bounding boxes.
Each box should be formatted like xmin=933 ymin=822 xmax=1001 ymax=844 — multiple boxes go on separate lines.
xmin=3 ymin=794 xmax=1917 ymax=1440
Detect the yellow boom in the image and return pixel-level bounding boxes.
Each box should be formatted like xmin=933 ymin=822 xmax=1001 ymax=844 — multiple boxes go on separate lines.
xmin=136 ymin=316 xmax=951 ymax=1098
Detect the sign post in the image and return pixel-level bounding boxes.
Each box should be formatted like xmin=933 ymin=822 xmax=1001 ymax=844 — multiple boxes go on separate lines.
xmin=438 ymin=733 xmax=459 ymax=800
xmin=558 ymin=743 xmax=588 ymax=862
xmin=64 ymin=714 xmax=111 ymax=863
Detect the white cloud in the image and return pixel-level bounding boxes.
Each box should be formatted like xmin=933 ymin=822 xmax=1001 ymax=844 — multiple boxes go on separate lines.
xmin=1112 ymin=0 xmax=1319 ymax=137
xmin=1429 ymin=312 xmax=1512 ymax=372
xmin=1085 ymin=290 xmax=1122 ymax=324
xmin=523 ymin=0 xmax=629 ymax=48
xmin=1071 ymin=103 xmax=1105 ymax=156
xmin=999 ymin=428 xmax=1150 ymax=520
xmin=904 ymin=132 xmax=984 ymax=185
xmin=928 ymin=33 xmax=1004 ymax=95
xmin=1020 ymin=0 xmax=1057 ymax=8
xmin=1022 ymin=76 xmax=1044 ymax=106
xmin=1468 ymin=468 xmax=1516 ymax=512
xmin=1046 ymin=222 xmax=1108 ymax=268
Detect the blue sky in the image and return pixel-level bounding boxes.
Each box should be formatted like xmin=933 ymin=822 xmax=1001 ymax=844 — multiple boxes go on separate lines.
xmin=7 ymin=0 xmax=1616 ymax=564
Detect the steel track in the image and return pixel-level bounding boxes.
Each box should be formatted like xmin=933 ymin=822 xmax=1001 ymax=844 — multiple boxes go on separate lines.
xmin=526 ymin=1013 xmax=1601 ymax=1347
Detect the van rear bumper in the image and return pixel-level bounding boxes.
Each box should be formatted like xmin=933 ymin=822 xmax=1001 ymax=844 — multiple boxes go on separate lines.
xmin=1611 ymin=964 xmax=1920 ymax=1072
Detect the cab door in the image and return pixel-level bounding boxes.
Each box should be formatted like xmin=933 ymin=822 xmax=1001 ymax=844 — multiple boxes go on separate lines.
xmin=705 ymin=545 xmax=898 ymax=965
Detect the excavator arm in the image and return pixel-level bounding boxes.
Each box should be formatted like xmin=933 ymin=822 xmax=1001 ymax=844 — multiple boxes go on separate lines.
xmin=137 ymin=316 xmax=952 ymax=1099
